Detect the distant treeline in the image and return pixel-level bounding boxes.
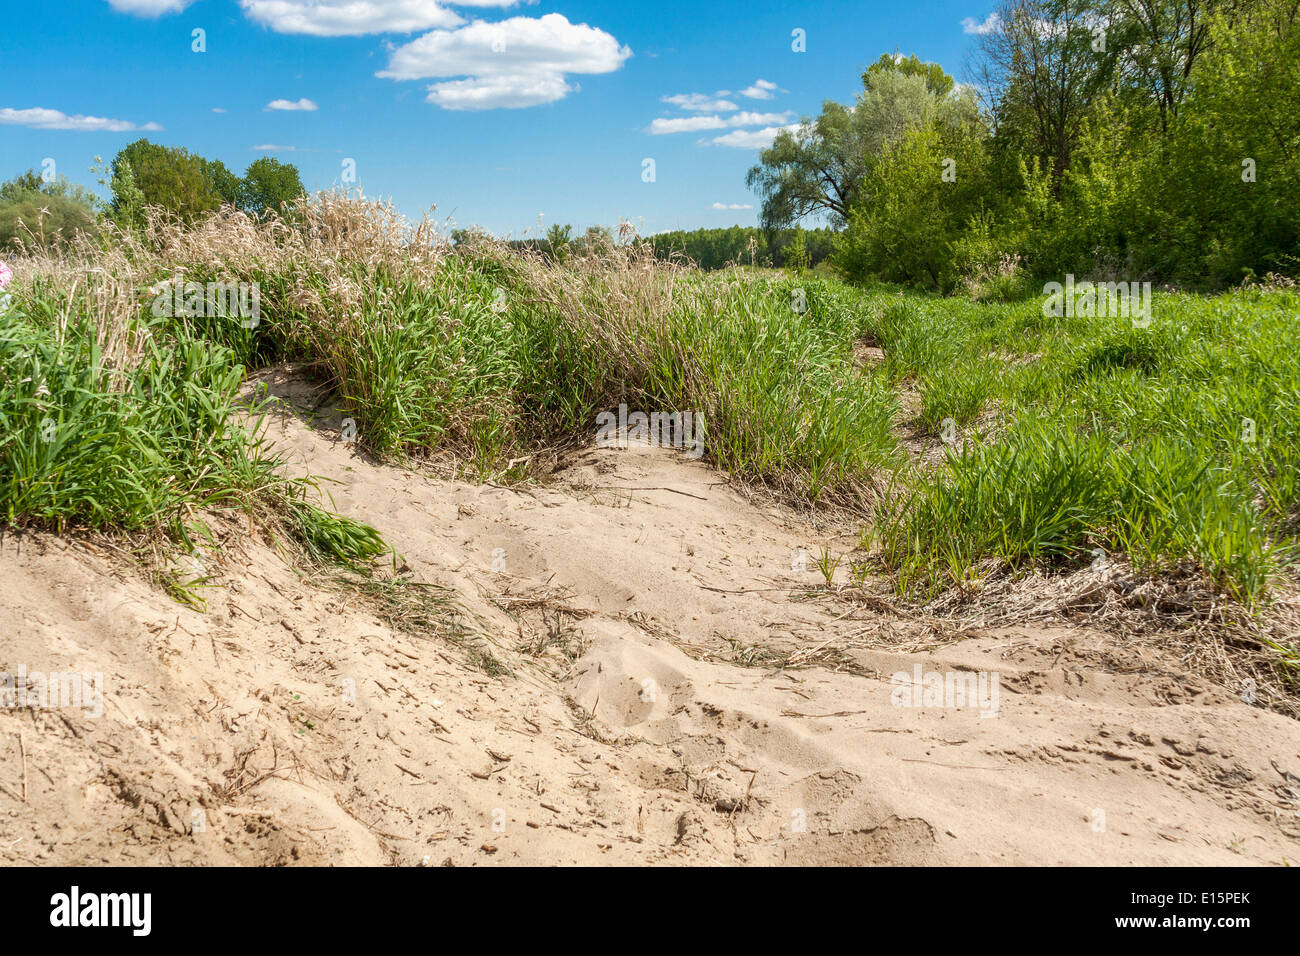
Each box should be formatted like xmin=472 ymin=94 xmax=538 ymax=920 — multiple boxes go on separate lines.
xmin=0 ymin=139 xmax=305 ymax=252
xmin=647 ymin=226 xmax=837 ymax=270
xmin=479 ymin=224 xmax=836 ymax=270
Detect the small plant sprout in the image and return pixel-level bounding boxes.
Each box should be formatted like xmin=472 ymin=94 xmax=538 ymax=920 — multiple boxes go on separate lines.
xmin=814 ymin=547 xmax=842 ymax=587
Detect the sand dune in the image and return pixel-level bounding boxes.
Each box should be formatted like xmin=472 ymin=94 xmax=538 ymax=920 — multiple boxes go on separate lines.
xmin=1 ymin=368 xmax=1296 ymax=866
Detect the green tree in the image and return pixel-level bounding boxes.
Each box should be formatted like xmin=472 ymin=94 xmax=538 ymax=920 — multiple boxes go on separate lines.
xmin=0 ymin=171 xmax=99 ymax=252
xmin=747 ymin=57 xmax=971 ymax=231
xmin=204 ymin=159 xmax=242 ymax=208
xmin=0 ymin=170 xmax=44 ymax=202
xmin=1103 ymin=0 xmax=1221 ymax=134
xmin=544 ymin=222 xmax=573 ymax=260
xmin=238 ymin=157 xmax=305 ymax=220
xmin=834 ymin=114 xmax=992 ymax=289
xmin=108 ymin=159 xmax=146 ymax=230
xmin=972 ymin=0 xmax=1106 ymax=189
xmin=111 ymin=139 xmax=222 ymax=221
xmin=863 ymin=52 xmax=955 ymax=97
xmin=745 ymin=103 xmax=854 ymax=229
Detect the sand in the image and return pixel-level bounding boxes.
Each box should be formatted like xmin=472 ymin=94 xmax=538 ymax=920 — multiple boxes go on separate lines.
xmin=1 ymin=366 xmax=1297 ymax=866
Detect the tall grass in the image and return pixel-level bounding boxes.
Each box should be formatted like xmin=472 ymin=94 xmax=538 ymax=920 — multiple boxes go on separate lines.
xmin=6 ymin=194 xmax=1296 ymax=615
xmin=77 ymin=199 xmax=902 ymax=501
xmin=863 ymin=287 xmax=1300 ymax=605
xmin=0 ymin=251 xmax=387 ymax=573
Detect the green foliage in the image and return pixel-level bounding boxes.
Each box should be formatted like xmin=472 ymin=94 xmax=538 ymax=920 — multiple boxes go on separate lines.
xmin=834 ymin=123 xmax=988 ymax=289
xmin=105 ymin=158 xmax=146 ymax=230
xmin=0 ymin=285 xmax=387 ymax=574
xmin=0 ymin=304 xmax=267 ymax=535
xmin=544 ymin=223 xmax=573 ymax=260
xmin=745 ymin=101 xmax=860 ymax=229
xmin=238 ymin=157 xmax=305 ymax=220
xmin=747 ymin=57 xmax=966 ymax=232
xmin=99 ymin=142 xmax=306 ymax=227
xmin=0 ymin=170 xmax=44 ymax=202
xmin=112 ymin=139 xmax=221 ymax=222
xmin=862 ymin=286 xmax=1300 ymax=605
xmin=864 ymin=52 xmax=955 ymax=97
xmin=0 ymin=172 xmax=99 ymax=252
xmin=290 ymin=500 xmax=390 ymax=570
xmin=827 ymin=3 xmax=1300 ymax=291
xmin=832 ymin=80 xmax=989 ymax=290
xmin=204 ymin=158 xmax=242 ymax=208
xmin=648 ymin=226 xmax=835 ymax=270
xmin=785 ymin=231 xmax=809 ymax=274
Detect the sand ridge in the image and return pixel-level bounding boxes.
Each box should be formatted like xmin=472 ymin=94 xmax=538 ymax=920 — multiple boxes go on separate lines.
xmin=1 ymin=368 xmax=1297 ymax=866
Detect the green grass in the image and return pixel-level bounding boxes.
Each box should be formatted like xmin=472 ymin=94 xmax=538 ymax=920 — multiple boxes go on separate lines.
xmin=155 ymin=250 xmax=904 ymax=500
xmin=0 ymin=281 xmax=390 ymax=579
xmin=5 ymin=199 xmax=1296 ymax=631
xmin=858 ymin=286 xmax=1300 ymax=605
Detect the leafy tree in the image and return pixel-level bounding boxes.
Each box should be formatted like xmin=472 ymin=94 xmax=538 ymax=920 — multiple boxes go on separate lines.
xmin=1151 ymin=0 xmax=1300 ymax=282
xmin=534 ymin=222 xmax=568 ymax=261
xmin=834 ymin=106 xmax=992 ymax=289
xmin=765 ymin=9 xmax=1300 ymax=290
xmin=0 ymin=171 xmax=98 ymax=252
xmin=107 ymin=159 xmax=147 ymax=230
xmin=238 ymin=157 xmax=305 ymax=219
xmin=863 ymin=52 xmax=956 ymax=96
xmin=972 ymin=0 xmax=1105 ymax=189
xmin=111 ymin=139 xmax=221 ymax=221
xmin=747 ymin=57 xmax=972 ymax=231
xmin=785 ymin=230 xmax=810 ymax=274
xmin=745 ymin=103 xmax=855 ymax=229
xmin=1104 ymin=0 xmax=1220 ymax=134
xmin=204 ymin=159 xmax=242 ymax=208
xmin=0 ymin=170 xmax=44 ymax=202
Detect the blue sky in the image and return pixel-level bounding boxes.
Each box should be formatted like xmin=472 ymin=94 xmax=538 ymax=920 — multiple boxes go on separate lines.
xmin=0 ymin=0 xmax=993 ymax=236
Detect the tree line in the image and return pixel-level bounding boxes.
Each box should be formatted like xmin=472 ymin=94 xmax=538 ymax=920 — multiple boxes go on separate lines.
xmin=0 ymin=140 xmax=305 ymax=251
xmin=455 ymin=222 xmax=836 ymax=271
xmin=748 ymin=0 xmax=1300 ymax=291
xmin=647 ymin=226 xmax=837 ymax=271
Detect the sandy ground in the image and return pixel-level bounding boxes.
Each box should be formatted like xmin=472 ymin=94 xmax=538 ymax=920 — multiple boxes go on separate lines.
xmin=2 ymin=367 xmax=1298 ymax=866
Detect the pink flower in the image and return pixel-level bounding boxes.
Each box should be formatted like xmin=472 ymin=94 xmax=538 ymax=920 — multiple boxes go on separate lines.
xmin=0 ymin=260 xmax=11 ymax=291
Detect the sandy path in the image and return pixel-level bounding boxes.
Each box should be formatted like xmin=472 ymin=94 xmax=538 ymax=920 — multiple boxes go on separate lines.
xmin=1 ymin=367 xmax=1297 ymax=865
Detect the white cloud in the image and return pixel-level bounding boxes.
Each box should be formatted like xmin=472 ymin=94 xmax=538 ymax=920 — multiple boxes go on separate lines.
xmin=648 ymin=115 xmax=727 ymax=134
xmin=711 ymin=202 xmax=752 ymax=210
xmin=425 ymin=72 xmax=573 ymax=110
xmin=379 ymin=14 xmax=631 ymax=110
xmin=252 ymin=143 xmax=299 ymax=151
xmin=106 ymin=0 xmax=194 ymax=15
xmin=662 ymin=79 xmax=782 ymax=113
xmin=241 ymin=0 xmax=464 ymax=36
xmin=709 ymin=124 xmax=800 ymax=149
xmin=661 ymin=92 xmax=738 ymax=112
xmin=729 ymin=110 xmax=791 ymax=127
xmin=738 ymin=79 xmax=779 ymax=100
xmin=266 ymin=97 xmax=319 ymax=111
xmin=0 ymin=106 xmax=162 ymax=132
xmin=962 ymin=13 xmax=1001 ymax=35
xmin=647 ymin=110 xmax=790 ymax=134
xmin=212 ymin=107 xmax=228 ymax=113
